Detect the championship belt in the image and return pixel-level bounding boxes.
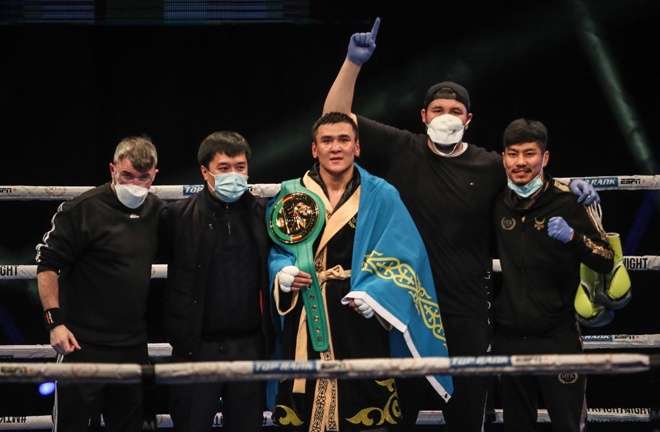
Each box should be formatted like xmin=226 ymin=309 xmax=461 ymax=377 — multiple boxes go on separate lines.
xmin=268 ymin=179 xmax=329 ymax=352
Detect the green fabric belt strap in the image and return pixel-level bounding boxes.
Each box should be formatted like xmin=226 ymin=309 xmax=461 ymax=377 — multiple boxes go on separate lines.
xmin=268 ymin=179 xmax=329 ymax=352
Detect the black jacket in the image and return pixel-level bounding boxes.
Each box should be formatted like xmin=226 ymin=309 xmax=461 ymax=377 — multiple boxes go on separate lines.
xmin=160 ymin=187 xmax=275 ymax=359
xmin=36 ymin=183 xmax=165 ymax=346
xmin=492 ymin=176 xmax=614 ymax=337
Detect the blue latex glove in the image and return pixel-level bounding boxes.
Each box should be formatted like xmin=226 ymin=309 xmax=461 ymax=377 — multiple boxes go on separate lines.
xmin=569 ymin=179 xmax=600 ymax=205
xmin=548 ymin=216 xmax=574 ymax=243
xmin=347 ymin=17 xmax=380 ymax=66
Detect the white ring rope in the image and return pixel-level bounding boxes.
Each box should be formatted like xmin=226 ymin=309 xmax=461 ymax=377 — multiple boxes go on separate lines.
xmin=0 ymin=184 xmax=282 ymax=201
xmin=0 ymin=353 xmax=657 ymax=428
xmin=491 ymin=255 xmax=660 ymax=273
xmin=0 ymin=407 xmax=650 ymax=430
xmin=421 ymin=407 xmax=652 ymax=424
xmin=3 ymin=333 xmax=660 ymax=360
xmin=0 ymin=175 xmax=658 ymax=202
xmin=2 ymin=255 xmax=658 ymax=281
xmin=0 ymin=353 xmax=654 ymax=384
xmin=0 ymin=264 xmax=169 ymax=280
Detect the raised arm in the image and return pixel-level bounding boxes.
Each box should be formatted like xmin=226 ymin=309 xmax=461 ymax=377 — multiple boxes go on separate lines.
xmin=323 ymin=17 xmax=380 ymax=120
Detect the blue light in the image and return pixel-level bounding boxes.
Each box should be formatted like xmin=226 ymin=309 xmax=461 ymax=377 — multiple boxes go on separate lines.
xmin=39 ymin=382 xmax=56 ymax=396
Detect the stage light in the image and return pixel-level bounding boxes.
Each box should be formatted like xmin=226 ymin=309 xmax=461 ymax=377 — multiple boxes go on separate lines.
xmin=39 ymin=381 xmax=56 ymax=396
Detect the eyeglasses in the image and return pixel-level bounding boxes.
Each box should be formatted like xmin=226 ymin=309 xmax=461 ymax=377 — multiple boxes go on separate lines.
xmin=116 ymin=172 xmax=153 ymax=186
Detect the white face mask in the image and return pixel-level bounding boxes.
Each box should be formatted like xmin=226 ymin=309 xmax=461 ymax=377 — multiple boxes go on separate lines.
xmin=115 ymin=182 xmax=149 ymax=209
xmin=210 ymin=172 xmax=249 ymax=203
xmin=427 ymin=114 xmax=467 ymax=146
xmin=507 ymin=172 xmax=544 ymax=198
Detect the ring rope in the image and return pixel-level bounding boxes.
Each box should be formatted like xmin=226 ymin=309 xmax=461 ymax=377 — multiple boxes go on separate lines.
xmin=0 ymin=354 xmax=657 ymax=428
xmin=2 ymin=254 xmax=658 ymax=281
xmin=0 ymin=175 xmax=658 ymax=202
xmin=421 ymin=408 xmax=651 ymax=424
xmin=0 ymin=407 xmax=651 ymax=430
xmin=0 ymin=184 xmax=282 ymax=201
xmin=0 ymin=353 xmax=655 ymax=384
xmin=0 ymin=355 xmax=655 ymax=428
xmin=491 ymin=255 xmax=660 ymax=272
xmin=3 ymin=333 xmax=660 ymax=360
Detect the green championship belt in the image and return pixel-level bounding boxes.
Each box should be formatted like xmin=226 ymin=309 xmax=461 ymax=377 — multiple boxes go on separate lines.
xmin=268 ymin=179 xmax=329 ymax=352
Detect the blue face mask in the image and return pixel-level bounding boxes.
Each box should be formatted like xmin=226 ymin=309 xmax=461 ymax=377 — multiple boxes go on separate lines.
xmin=210 ymin=172 xmax=249 ymax=203
xmin=507 ymin=172 xmax=544 ymax=198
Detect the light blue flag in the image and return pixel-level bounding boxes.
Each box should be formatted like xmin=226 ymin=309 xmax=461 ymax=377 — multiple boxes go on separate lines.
xmin=348 ymin=165 xmax=453 ymax=400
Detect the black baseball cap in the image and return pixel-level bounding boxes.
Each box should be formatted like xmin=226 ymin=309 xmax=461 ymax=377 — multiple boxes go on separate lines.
xmin=423 ymin=82 xmax=470 ymax=111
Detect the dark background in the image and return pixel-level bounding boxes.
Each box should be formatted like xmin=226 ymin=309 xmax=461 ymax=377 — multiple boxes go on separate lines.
xmin=1 ymin=0 xmax=659 ymax=430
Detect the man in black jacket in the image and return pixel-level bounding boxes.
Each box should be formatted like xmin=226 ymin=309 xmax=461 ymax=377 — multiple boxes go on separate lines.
xmin=36 ymin=136 xmax=164 ymax=432
xmin=160 ymin=131 xmax=275 ymax=432
xmin=492 ymin=118 xmax=614 ymax=431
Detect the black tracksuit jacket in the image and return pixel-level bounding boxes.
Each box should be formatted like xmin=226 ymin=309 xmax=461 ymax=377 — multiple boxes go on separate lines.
xmin=492 ymin=176 xmax=614 ymax=337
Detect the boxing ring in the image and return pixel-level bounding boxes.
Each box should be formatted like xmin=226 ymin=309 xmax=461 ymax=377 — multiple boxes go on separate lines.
xmin=1 ymin=175 xmax=659 ymax=430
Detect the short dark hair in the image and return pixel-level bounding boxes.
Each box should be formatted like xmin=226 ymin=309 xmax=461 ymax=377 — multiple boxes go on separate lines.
xmin=312 ymin=112 xmax=359 ymax=142
xmin=502 ymin=118 xmax=548 ymax=152
xmin=198 ymin=131 xmax=252 ymax=168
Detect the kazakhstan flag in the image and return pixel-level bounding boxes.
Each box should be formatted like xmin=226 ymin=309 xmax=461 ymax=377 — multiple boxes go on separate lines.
xmin=347 ymin=165 xmax=453 ymax=400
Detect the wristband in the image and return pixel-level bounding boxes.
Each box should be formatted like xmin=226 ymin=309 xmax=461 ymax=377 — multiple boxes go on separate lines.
xmin=44 ymin=308 xmax=64 ymax=330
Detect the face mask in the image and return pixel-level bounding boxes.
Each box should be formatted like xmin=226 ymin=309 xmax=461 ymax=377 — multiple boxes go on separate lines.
xmin=115 ymin=182 xmax=149 ymax=209
xmin=427 ymin=114 xmax=467 ymax=146
xmin=210 ymin=172 xmax=249 ymax=203
xmin=507 ymin=172 xmax=544 ymax=198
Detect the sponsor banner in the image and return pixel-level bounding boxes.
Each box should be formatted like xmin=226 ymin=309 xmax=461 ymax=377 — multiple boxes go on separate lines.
xmin=253 ymin=360 xmax=317 ymax=373
xmin=584 ymin=176 xmax=619 ymax=188
xmin=623 ymin=255 xmax=660 ymax=271
xmin=583 ymin=335 xmax=615 ymax=343
xmin=583 ymin=334 xmax=660 ymax=349
xmin=587 ymin=407 xmax=649 ymax=422
xmin=0 ymin=416 xmax=28 ymax=424
xmin=182 ymin=184 xmax=204 ymax=196
xmin=555 ymin=175 xmax=659 ymax=190
xmin=450 ymin=356 xmax=511 ymax=368
xmin=0 ymin=265 xmax=39 ymax=280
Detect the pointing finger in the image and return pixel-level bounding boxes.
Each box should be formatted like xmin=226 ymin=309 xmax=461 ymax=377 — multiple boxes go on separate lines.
xmin=370 ymin=17 xmax=380 ymax=41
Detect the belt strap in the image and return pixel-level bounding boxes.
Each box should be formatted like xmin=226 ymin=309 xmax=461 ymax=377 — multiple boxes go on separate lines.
xmin=268 ymin=179 xmax=329 ymax=352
